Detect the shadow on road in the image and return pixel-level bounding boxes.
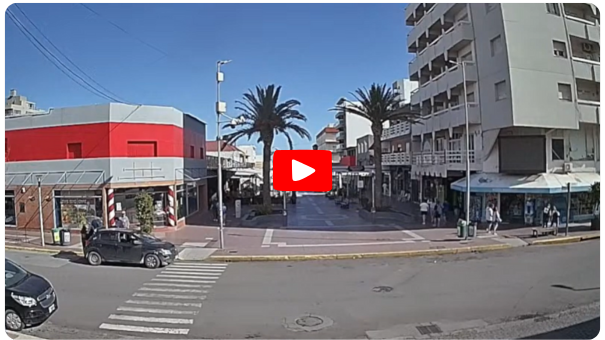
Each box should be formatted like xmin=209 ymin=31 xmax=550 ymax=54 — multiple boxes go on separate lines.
xmin=551 ymin=284 xmax=600 ymax=292
xmin=520 ymin=317 xmax=599 ymax=339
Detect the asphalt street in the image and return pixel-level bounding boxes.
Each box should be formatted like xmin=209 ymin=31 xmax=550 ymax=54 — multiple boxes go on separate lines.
xmin=10 ymin=240 xmax=600 ymax=339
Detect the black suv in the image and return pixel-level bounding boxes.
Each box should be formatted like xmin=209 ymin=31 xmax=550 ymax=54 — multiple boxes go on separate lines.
xmin=5 ymin=259 xmax=57 ymax=331
xmin=84 ymin=229 xmax=177 ymax=268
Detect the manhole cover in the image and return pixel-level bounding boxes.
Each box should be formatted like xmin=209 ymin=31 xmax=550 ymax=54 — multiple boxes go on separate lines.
xmin=296 ymin=316 xmax=323 ymax=327
xmin=373 ymin=286 xmax=393 ymax=293
xmin=284 ymin=314 xmax=334 ymax=332
xmin=417 ymin=324 xmax=442 ymax=335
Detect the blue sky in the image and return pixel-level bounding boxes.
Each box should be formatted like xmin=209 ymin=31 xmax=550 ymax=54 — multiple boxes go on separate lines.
xmin=6 ymin=3 xmax=412 ymax=151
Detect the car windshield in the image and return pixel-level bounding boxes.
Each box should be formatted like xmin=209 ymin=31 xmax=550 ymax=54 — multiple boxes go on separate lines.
xmin=5 ymin=259 xmax=29 ymax=288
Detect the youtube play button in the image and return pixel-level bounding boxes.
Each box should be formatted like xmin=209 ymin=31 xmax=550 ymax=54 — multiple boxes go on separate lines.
xmin=273 ymin=150 xmax=333 ymax=192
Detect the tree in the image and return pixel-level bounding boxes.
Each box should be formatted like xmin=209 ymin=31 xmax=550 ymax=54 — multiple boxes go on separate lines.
xmin=334 ymin=83 xmax=422 ymax=210
xmin=224 ymin=85 xmax=311 ymax=206
xmin=135 ymin=192 xmax=154 ymax=234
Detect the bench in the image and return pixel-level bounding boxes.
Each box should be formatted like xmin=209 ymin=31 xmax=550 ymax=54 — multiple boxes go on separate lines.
xmin=532 ymin=226 xmax=559 ymax=237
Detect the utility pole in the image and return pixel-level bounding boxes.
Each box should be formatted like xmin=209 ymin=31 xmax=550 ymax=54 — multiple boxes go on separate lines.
xmin=216 ymin=60 xmax=231 ymax=249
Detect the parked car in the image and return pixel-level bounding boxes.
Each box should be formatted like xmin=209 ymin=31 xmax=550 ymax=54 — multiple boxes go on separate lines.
xmin=84 ymin=229 xmax=177 ymax=268
xmin=5 ymin=258 xmax=57 ymax=331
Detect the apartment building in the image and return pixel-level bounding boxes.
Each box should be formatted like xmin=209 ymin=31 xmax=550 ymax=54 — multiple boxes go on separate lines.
xmin=334 ymin=98 xmax=372 ymax=166
xmin=316 ymin=125 xmax=341 ymax=163
xmin=386 ymin=3 xmax=600 ymax=225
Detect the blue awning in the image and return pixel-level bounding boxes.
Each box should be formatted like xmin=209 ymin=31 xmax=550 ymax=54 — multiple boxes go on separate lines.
xmin=450 ymin=172 xmax=600 ymax=194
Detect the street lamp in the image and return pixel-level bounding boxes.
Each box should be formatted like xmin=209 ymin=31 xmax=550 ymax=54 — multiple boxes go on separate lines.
xmin=216 ymin=59 xmax=231 ymax=249
xmin=36 ymin=175 xmax=45 ymax=247
xmin=448 ymin=60 xmax=471 ymax=240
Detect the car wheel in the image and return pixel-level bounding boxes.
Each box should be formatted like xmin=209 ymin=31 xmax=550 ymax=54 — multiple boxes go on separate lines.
xmin=6 ymin=309 xmax=24 ymax=332
xmin=144 ymin=254 xmax=160 ymax=269
xmin=87 ymin=251 xmax=102 ymax=266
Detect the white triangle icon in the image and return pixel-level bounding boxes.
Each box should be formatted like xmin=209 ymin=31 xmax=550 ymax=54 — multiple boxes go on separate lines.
xmin=292 ymin=159 xmax=315 ymax=182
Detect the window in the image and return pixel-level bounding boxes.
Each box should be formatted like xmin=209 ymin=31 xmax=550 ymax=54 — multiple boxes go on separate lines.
xmin=546 ymin=3 xmax=560 ymax=16
xmin=127 ymin=141 xmax=157 ymax=157
xmin=485 ymin=3 xmax=496 ymax=13
xmin=460 ymin=51 xmax=473 ymax=62
xmin=553 ymin=41 xmax=567 ymax=58
xmin=100 ymin=231 xmax=117 ymax=242
xmin=557 ymin=83 xmax=572 ymax=101
xmin=19 ymin=202 xmax=25 ymax=214
xmin=551 ymin=138 xmax=565 ymax=160
xmin=199 ymin=147 xmax=205 ymax=159
xmin=490 ymin=35 xmax=503 ymax=56
xmin=495 ymin=81 xmax=507 ymax=101
xmin=67 ymin=143 xmax=82 ymax=159
xmin=467 ymin=92 xmax=476 ymax=102
xmin=190 ymin=145 xmax=195 ymax=158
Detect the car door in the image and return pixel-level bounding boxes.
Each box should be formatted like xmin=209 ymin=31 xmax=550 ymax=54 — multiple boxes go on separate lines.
xmin=117 ymin=232 xmax=143 ymax=263
xmin=97 ymin=231 xmax=119 ymax=261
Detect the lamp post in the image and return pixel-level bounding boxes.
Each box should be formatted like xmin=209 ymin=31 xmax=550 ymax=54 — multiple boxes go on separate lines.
xmin=36 ymin=175 xmax=45 ymax=247
xmin=565 ymin=182 xmax=571 ymax=236
xmin=216 ymin=59 xmax=231 ymax=249
xmin=448 ymin=60 xmax=471 ymax=240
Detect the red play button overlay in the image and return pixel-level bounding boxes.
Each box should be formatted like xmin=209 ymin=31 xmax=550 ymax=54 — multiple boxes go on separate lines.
xmin=273 ymin=150 xmax=333 ymax=192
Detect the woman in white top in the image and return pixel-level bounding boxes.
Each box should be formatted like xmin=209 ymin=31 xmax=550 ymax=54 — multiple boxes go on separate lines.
xmin=485 ymin=204 xmax=494 ymax=233
xmin=492 ymin=205 xmax=502 ymax=235
xmin=419 ymin=200 xmax=429 ymax=225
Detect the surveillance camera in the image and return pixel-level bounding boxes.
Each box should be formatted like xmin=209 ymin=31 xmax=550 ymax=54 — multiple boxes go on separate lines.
xmin=230 ymin=119 xmax=238 ymax=126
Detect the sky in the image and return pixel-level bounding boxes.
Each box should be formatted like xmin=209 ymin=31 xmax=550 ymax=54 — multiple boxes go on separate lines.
xmin=5 ymin=3 xmax=412 ymax=152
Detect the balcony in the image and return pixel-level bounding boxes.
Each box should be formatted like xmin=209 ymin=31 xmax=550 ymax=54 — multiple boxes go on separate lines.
xmin=412 ymin=149 xmax=482 ymax=171
xmin=382 ymin=152 xmax=411 ymax=166
xmin=336 ymin=130 xmax=346 ymax=141
xmin=411 ymin=61 xmax=478 ymax=104
xmin=563 ymin=3 xmax=599 ymax=26
xmin=411 ymin=102 xmax=481 ymax=136
xmin=573 ymin=58 xmax=600 ymax=82
xmin=207 ymin=155 xmax=254 ymax=170
xmin=381 ymin=121 xmax=411 ymax=140
xmin=578 ymin=103 xmax=600 ymax=124
xmin=409 ymin=20 xmax=473 ymax=75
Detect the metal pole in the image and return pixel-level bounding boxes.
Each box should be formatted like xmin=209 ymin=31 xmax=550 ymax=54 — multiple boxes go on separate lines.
xmin=462 ymin=61 xmax=471 ymax=240
xmin=565 ymin=182 xmax=571 ymax=236
xmin=371 ymin=172 xmax=376 ymax=213
xmin=216 ymin=62 xmax=225 ymax=250
xmin=283 ymin=192 xmax=287 ymax=227
xmin=37 ymin=176 xmax=45 ymax=247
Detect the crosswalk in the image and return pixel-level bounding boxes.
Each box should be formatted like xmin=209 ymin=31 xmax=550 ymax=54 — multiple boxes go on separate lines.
xmin=98 ymin=262 xmax=228 ymax=336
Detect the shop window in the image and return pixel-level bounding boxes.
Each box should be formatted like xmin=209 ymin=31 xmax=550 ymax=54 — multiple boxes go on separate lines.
xmin=127 ymin=141 xmax=157 ymax=157
xmin=177 ymin=189 xmax=186 ymax=219
xmin=67 ymin=143 xmax=82 ymax=159
xmin=5 ymin=193 xmax=16 ymax=225
xmin=187 ymin=185 xmax=199 ymax=216
xmin=551 ymin=138 xmax=565 ymax=160
xmin=19 ymin=202 xmax=25 ymax=213
xmin=54 ymin=190 xmax=103 ymax=229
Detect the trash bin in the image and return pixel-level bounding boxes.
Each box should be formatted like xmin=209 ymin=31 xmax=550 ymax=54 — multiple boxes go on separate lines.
xmin=457 ymin=220 xmax=467 ymax=238
xmin=60 ymin=228 xmax=71 ymax=246
xmin=468 ymin=222 xmax=476 ymax=238
xmin=51 ymin=228 xmax=61 ymax=245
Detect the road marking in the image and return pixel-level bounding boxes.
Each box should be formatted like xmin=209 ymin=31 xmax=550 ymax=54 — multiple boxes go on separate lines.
xmin=168 ymin=266 xmax=226 ymax=270
xmin=315 ymin=206 xmax=324 ymax=214
xmin=401 ymin=230 xmax=426 ymax=240
xmin=152 ymin=278 xmax=216 ymax=284
xmin=125 ymin=300 xmax=203 ymax=308
xmin=144 ymin=282 xmax=209 ymax=288
xmin=117 ymin=306 xmax=199 ymax=315
xmin=132 ymin=293 xmax=206 ymax=300
xmin=139 ymin=287 xmax=208 ymax=293
xmin=324 ymin=220 xmax=334 ymax=226
xmin=172 ymin=262 xmax=227 ymax=267
xmin=262 ymin=229 xmax=274 ymax=247
xmin=279 ymin=240 xmax=416 ymax=247
xmin=108 ymin=314 xmax=194 ymax=324
xmin=99 ymin=323 xmax=190 ymax=335
xmin=156 ymin=274 xmax=219 ymax=280
xmin=164 ymin=267 xmax=225 ymax=272
xmin=161 ymin=271 xmax=222 ymax=276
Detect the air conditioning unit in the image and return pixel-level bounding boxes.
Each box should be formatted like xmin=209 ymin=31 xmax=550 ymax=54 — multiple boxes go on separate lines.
xmin=581 ymin=43 xmax=593 ymax=53
xmin=563 ymin=162 xmax=573 ymax=173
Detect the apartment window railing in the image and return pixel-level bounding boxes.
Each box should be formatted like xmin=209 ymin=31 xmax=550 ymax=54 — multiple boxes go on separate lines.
xmin=412 ymin=150 xmax=478 ymax=166
xmin=381 ymin=121 xmax=411 ymax=139
xmin=381 ymin=152 xmax=412 ymax=165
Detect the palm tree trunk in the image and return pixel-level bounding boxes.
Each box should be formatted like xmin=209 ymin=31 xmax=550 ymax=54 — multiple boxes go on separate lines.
xmin=372 ymin=131 xmax=383 ymax=210
xmin=262 ymin=141 xmax=272 ymax=206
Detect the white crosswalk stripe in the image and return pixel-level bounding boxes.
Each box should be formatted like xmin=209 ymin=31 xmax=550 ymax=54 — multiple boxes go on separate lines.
xmin=98 ymin=262 xmax=229 ymax=336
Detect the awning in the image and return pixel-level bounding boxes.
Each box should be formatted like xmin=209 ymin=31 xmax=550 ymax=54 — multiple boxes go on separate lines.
xmin=450 ymin=172 xmax=600 ymax=194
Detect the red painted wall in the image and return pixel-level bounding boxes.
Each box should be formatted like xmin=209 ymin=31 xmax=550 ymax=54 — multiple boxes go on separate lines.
xmin=6 ymin=123 xmax=185 ymax=162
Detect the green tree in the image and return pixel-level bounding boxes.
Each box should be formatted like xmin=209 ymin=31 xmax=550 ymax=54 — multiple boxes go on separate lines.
xmin=135 ymin=192 xmax=155 ymax=234
xmin=224 ymin=84 xmax=311 ymax=206
xmin=334 ymin=84 xmax=422 ymax=209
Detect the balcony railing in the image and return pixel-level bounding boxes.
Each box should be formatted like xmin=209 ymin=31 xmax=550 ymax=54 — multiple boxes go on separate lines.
xmin=207 ymin=155 xmax=254 ymax=170
xmin=412 ymin=150 xmax=477 ymax=166
xmin=382 ymin=121 xmax=411 ymax=140
xmin=382 ymin=152 xmax=411 ymax=166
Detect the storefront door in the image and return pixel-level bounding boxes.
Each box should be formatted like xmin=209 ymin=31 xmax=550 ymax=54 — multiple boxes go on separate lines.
xmin=5 ymin=190 xmax=16 ymax=227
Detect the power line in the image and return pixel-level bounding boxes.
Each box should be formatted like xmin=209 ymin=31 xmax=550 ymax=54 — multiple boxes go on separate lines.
xmin=13 ymin=4 xmax=127 ymax=103
xmin=6 ymin=9 xmax=122 ymax=103
xmin=80 ymin=4 xmax=169 ymax=58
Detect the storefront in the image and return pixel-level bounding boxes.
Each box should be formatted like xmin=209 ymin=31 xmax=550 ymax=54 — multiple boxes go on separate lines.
xmin=176 ymin=182 xmax=202 ymax=220
xmin=451 ymin=172 xmax=599 ymax=225
xmin=5 ymin=190 xmax=16 ymax=227
xmin=53 ymin=190 xmax=103 ymax=229
xmin=114 ymin=187 xmax=170 ymax=227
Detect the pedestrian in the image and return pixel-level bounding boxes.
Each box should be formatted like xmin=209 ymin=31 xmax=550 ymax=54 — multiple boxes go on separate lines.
xmin=428 ymin=199 xmax=436 ymax=225
xmin=492 ymin=205 xmax=502 ymax=235
xmin=221 ymin=202 xmax=227 ymax=222
xmin=419 ymin=199 xmax=429 ymax=225
xmin=117 ymin=211 xmax=130 ymax=229
xmin=542 ymin=203 xmax=551 ymax=228
xmin=485 ymin=203 xmax=494 ymax=233
xmin=434 ymin=200 xmax=443 ymax=227
xmin=550 ymin=206 xmax=560 ymax=228
xmin=211 ymin=200 xmax=218 ymax=222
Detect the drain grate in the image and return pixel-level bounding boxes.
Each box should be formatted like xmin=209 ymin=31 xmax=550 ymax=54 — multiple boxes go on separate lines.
xmin=373 ymin=286 xmax=393 ymax=293
xmin=416 ymin=324 xmax=443 ymax=335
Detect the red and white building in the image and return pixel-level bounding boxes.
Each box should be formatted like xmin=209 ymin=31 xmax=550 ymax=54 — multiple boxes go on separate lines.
xmin=5 ymin=94 xmax=209 ymax=230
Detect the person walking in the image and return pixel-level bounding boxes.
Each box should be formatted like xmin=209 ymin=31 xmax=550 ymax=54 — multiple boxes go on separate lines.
xmin=485 ymin=203 xmax=495 ymax=233
xmin=492 ymin=205 xmax=502 ymax=235
xmin=420 ymin=200 xmax=429 ymax=225
xmin=434 ymin=200 xmax=443 ymax=227
xmin=542 ymin=203 xmax=551 ymax=228
xmin=551 ymin=206 xmax=560 ymax=228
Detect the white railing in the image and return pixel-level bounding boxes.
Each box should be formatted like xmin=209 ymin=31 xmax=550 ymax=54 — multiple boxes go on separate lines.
xmin=207 ymin=155 xmax=253 ymax=170
xmin=382 ymin=152 xmax=411 ymax=166
xmin=412 ymin=150 xmax=478 ymax=166
xmin=381 ymin=121 xmax=411 ymax=140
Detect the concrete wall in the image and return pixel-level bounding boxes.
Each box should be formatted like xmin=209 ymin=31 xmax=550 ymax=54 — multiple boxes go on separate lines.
xmin=345 ymin=112 xmax=372 ymax=148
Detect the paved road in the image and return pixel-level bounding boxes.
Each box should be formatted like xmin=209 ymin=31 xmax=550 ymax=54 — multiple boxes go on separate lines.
xmin=12 ymin=240 xmax=599 ymax=339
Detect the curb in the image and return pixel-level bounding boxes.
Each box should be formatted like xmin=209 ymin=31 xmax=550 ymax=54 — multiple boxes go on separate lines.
xmin=530 ymin=233 xmax=600 ymax=246
xmin=209 ymin=243 xmax=513 ymax=262
xmin=5 ymin=245 xmax=84 ymax=257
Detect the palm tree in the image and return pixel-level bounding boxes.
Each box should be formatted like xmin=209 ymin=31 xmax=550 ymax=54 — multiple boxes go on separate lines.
xmin=335 ymin=83 xmax=422 ymax=210
xmin=224 ymin=84 xmax=311 ymax=206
